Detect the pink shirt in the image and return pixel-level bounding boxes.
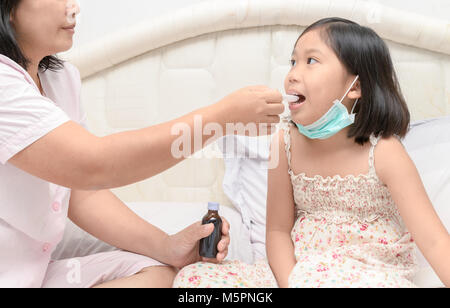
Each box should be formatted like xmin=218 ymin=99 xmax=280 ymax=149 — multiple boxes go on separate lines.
xmin=0 ymin=54 xmax=85 ymax=287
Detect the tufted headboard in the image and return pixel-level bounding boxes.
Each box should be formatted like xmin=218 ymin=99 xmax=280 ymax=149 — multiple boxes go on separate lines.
xmin=60 ymin=0 xmax=450 ymax=206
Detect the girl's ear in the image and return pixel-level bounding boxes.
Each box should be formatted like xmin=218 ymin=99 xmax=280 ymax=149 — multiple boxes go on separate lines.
xmin=348 ymin=80 xmax=362 ymax=100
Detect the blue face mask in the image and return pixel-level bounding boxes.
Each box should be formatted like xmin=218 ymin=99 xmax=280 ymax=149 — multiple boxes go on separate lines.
xmin=294 ymin=75 xmax=359 ymax=140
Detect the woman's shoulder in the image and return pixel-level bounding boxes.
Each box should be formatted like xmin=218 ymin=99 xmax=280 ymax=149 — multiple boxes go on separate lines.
xmin=40 ymin=61 xmax=81 ymax=88
xmin=0 ymin=54 xmax=29 ymax=81
xmin=60 ymin=61 xmax=81 ymax=80
xmin=0 ymin=55 xmax=81 ymax=90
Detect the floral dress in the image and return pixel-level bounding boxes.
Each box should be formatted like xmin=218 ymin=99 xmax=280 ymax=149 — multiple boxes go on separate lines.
xmin=172 ymin=119 xmax=418 ymax=288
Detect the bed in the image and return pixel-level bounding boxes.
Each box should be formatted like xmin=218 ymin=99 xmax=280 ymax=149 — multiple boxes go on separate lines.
xmin=55 ymin=0 xmax=450 ymax=287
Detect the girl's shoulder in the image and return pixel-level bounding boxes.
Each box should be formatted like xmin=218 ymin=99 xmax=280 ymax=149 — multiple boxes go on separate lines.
xmin=373 ymin=134 xmax=409 ymax=184
xmin=275 ymin=116 xmax=292 ymax=143
xmin=275 ymin=116 xmax=306 ymax=149
xmin=272 ymin=117 xmax=298 ymax=164
xmin=374 ymin=134 xmax=406 ymax=156
xmin=277 ymin=116 xmax=303 ymax=138
xmin=278 ymin=116 xmax=293 ymax=131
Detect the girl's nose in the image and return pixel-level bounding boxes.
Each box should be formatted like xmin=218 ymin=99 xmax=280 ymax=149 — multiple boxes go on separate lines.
xmin=287 ymin=70 xmax=299 ymax=84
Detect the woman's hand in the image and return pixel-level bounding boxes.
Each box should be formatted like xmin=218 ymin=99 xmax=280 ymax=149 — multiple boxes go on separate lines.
xmin=165 ymin=218 xmax=230 ymax=269
xmin=217 ymin=86 xmax=284 ymax=135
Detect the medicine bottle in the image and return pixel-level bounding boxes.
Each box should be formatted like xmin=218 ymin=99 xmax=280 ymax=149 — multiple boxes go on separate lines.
xmin=199 ymin=202 xmax=222 ymax=258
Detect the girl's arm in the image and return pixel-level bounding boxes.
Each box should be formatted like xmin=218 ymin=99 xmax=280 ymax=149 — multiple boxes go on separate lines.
xmin=377 ymin=137 xmax=450 ymax=287
xmin=266 ymin=129 xmax=297 ymax=288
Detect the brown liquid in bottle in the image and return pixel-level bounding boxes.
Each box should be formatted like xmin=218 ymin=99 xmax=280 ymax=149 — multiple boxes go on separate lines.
xmin=199 ymin=202 xmax=222 ymax=258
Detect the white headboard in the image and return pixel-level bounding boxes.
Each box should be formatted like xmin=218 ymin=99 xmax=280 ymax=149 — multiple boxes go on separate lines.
xmin=60 ymin=0 xmax=450 ymax=205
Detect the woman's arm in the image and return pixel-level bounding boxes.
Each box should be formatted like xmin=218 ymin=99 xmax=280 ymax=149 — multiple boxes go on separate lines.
xmin=68 ymin=189 xmax=230 ymax=268
xmin=266 ymin=129 xmax=297 ymax=288
xmin=377 ymin=137 xmax=450 ymax=287
xmin=9 ymin=86 xmax=283 ymax=190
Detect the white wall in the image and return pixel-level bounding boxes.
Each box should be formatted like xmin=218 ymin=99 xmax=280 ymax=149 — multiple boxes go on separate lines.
xmin=374 ymin=0 xmax=449 ymax=20
xmin=73 ymin=0 xmax=205 ymax=47
xmin=73 ymin=0 xmax=450 ymax=48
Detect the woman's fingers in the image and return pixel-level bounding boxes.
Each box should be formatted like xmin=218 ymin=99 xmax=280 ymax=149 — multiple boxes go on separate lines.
xmin=221 ymin=217 xmax=230 ymax=235
xmin=199 ymin=218 xmax=230 ymax=263
xmin=219 ymin=217 xmax=230 ymax=252
xmin=263 ymin=89 xmax=283 ymax=104
xmin=215 ymin=86 xmax=284 ymax=137
xmin=265 ymin=115 xmax=281 ymax=124
xmin=216 ymin=249 xmax=228 ymax=262
xmin=265 ymin=103 xmax=285 ymax=117
xmin=201 ymin=257 xmax=218 ymax=264
xmin=217 ymin=237 xmax=230 ymax=252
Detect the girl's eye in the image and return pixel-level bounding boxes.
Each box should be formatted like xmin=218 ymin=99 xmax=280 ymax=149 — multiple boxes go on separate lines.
xmin=307 ymin=57 xmax=318 ymax=64
xmin=290 ymin=59 xmax=296 ymax=67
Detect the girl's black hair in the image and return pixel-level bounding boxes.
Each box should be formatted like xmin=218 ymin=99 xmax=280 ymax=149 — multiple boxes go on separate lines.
xmin=0 ymin=0 xmax=64 ymax=72
xmin=295 ymin=17 xmax=410 ymax=145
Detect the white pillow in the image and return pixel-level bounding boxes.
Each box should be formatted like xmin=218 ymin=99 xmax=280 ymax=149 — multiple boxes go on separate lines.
xmin=52 ymin=202 xmax=254 ymax=265
xmin=218 ymin=135 xmax=271 ymax=261
xmin=402 ymin=115 xmax=450 ymax=288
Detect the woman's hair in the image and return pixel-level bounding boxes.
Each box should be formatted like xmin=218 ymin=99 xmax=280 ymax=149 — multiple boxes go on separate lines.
xmin=295 ymin=17 xmax=410 ymax=145
xmin=0 ymin=0 xmax=64 ymax=72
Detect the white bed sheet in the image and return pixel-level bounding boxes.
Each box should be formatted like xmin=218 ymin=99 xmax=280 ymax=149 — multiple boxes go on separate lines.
xmin=52 ymin=202 xmax=254 ymax=265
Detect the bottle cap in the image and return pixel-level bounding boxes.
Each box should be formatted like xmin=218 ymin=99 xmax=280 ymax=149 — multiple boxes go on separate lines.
xmin=207 ymin=202 xmax=220 ymax=211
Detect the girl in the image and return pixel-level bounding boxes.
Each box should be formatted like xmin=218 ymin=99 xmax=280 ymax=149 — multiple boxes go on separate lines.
xmin=0 ymin=0 xmax=284 ymax=287
xmin=173 ymin=17 xmax=450 ymax=288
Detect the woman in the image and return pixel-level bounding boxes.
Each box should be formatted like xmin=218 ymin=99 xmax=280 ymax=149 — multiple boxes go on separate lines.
xmin=0 ymin=0 xmax=284 ymax=287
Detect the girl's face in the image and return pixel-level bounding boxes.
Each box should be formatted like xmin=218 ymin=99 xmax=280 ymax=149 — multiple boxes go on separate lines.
xmin=284 ymin=29 xmax=361 ymax=126
xmin=10 ymin=0 xmax=80 ymax=58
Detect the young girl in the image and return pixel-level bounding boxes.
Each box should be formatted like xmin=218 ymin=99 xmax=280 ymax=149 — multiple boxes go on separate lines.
xmin=172 ymin=17 xmax=450 ymax=288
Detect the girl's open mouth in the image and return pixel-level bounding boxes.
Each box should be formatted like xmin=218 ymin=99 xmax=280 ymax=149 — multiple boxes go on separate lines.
xmin=294 ymin=95 xmax=306 ymax=103
xmin=289 ymin=95 xmax=306 ymax=110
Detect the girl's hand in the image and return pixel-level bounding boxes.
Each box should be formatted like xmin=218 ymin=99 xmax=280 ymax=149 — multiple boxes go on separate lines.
xmin=165 ymin=218 xmax=230 ymax=269
xmin=217 ymin=86 xmax=284 ymax=135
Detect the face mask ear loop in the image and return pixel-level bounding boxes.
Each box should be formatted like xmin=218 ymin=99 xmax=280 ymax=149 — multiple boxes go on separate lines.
xmin=339 ymin=75 xmax=360 ymax=103
xmin=350 ymin=98 xmax=359 ymax=114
